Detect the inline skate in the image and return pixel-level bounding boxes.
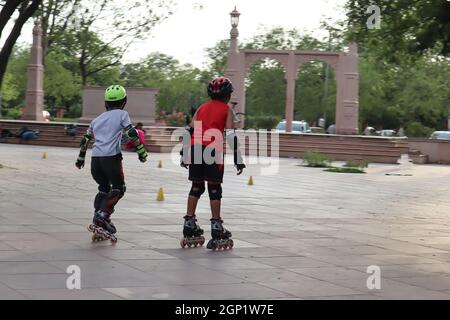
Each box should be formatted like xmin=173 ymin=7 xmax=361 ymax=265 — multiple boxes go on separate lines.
xmin=180 ymin=215 xmax=205 ymax=248
xmin=88 ymin=211 xmax=117 ymax=244
xmin=206 ymin=218 xmax=233 ymax=250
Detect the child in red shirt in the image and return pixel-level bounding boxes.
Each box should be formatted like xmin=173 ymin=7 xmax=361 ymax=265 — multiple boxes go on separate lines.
xmin=180 ymin=77 xmax=245 ymax=250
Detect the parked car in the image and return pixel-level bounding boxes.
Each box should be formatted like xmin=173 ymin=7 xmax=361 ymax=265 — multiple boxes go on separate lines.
xmin=275 ymin=120 xmax=311 ymax=133
xmin=378 ymin=130 xmax=397 ymax=137
xmin=430 ymin=131 xmax=450 ymax=140
xmin=364 ymin=126 xmax=377 ymax=136
xmin=326 ymin=124 xmax=336 ymax=134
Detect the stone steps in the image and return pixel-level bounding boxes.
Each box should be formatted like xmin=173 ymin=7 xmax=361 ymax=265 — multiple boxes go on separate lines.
xmin=1 ymin=120 xmax=407 ymax=163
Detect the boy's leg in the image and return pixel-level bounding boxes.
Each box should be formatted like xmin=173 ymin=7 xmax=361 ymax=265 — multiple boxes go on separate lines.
xmin=208 ymin=183 xmax=222 ymax=220
xmin=186 ymin=144 xmax=206 ymax=217
xmin=181 ymin=146 xmax=206 ymax=246
xmin=182 ymin=182 xmax=205 ymax=246
xmin=100 ymin=155 xmax=126 ymax=216
xmin=187 ymin=181 xmax=205 ymax=216
xmin=205 ymin=158 xmax=233 ymax=249
xmin=206 ymin=182 xmax=232 ymax=250
xmin=90 ymin=157 xmax=116 ymax=235
xmin=205 ymin=152 xmax=224 ymax=219
xmin=90 ymin=157 xmax=111 ymax=212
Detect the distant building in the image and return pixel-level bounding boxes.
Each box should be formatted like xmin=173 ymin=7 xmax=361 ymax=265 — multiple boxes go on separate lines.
xmin=79 ymin=86 xmax=158 ymax=125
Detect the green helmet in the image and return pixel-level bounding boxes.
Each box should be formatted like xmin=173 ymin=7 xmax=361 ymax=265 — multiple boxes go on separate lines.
xmin=105 ymin=85 xmax=127 ymax=102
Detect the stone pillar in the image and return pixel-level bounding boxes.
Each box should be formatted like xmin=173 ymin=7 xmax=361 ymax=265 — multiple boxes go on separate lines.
xmin=22 ymin=20 xmax=44 ymax=121
xmin=284 ymin=52 xmax=296 ymax=133
xmin=335 ymin=43 xmax=359 ymax=135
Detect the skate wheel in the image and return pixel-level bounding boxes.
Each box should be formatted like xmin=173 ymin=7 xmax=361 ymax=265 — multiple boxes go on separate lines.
xmin=187 ymin=242 xmax=193 ymax=248
xmin=88 ymin=224 xmax=95 ymax=232
xmin=228 ymin=239 xmax=234 ymax=249
xmin=180 ymin=239 xmax=186 ymax=248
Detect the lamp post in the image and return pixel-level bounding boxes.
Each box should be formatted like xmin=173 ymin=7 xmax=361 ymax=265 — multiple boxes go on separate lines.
xmin=227 ymin=7 xmax=242 ymax=125
xmin=229 ymin=7 xmax=240 ymax=52
xmin=230 ymin=6 xmax=240 ymax=29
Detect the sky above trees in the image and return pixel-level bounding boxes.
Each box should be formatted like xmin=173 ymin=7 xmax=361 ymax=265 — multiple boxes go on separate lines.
xmin=1 ymin=0 xmax=347 ymax=68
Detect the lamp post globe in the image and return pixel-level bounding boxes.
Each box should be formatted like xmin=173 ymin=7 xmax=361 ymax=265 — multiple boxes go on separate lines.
xmin=230 ymin=7 xmax=240 ymax=28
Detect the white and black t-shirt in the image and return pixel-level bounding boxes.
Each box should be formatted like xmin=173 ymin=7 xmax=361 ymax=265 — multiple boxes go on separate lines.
xmin=88 ymin=109 xmax=132 ymax=157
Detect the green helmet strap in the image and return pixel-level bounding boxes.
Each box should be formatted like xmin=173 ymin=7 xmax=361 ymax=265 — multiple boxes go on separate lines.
xmin=105 ymin=85 xmax=127 ymax=102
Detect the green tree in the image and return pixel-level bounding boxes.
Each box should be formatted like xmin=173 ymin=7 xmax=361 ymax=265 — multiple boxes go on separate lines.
xmin=346 ymin=0 xmax=450 ymax=59
xmin=0 ymin=0 xmax=42 ymax=87
xmin=347 ymin=0 xmax=450 ymax=133
xmin=245 ymin=61 xmax=286 ymax=118
xmin=43 ymin=50 xmax=81 ymax=113
xmin=205 ymin=39 xmax=230 ymax=77
xmin=1 ymin=46 xmax=85 ymax=118
xmin=38 ymin=0 xmax=173 ymax=84
xmin=122 ymin=53 xmax=207 ymax=114
xmin=237 ymin=28 xmax=337 ymax=126
xmin=1 ymin=47 xmax=28 ymax=113
xmin=296 ymin=61 xmax=337 ymax=125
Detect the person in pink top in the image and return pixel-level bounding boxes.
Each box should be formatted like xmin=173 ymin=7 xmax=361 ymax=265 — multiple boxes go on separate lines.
xmin=125 ymin=123 xmax=146 ymax=150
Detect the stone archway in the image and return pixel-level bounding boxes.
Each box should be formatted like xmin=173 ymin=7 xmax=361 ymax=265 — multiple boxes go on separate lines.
xmin=225 ymin=14 xmax=359 ymax=134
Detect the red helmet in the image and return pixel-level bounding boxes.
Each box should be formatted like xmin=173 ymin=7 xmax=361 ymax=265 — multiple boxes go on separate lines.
xmin=207 ymin=77 xmax=234 ymax=99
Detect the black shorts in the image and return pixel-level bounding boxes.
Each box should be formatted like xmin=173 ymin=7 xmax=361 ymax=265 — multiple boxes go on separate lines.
xmin=91 ymin=154 xmax=125 ymax=192
xmin=188 ymin=145 xmax=224 ymax=184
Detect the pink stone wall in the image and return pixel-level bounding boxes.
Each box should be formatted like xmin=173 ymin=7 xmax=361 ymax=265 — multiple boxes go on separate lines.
xmin=408 ymin=139 xmax=450 ymax=164
xmin=79 ymin=87 xmax=158 ymax=125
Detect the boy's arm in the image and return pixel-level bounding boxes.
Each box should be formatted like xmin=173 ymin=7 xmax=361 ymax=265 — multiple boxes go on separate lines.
xmin=120 ymin=111 xmax=148 ymax=163
xmin=180 ymin=106 xmax=201 ymax=169
xmin=225 ymin=107 xmax=245 ymax=175
xmin=75 ymin=127 xmax=93 ymax=169
xmin=123 ymin=125 xmax=148 ymax=163
xmin=226 ymin=130 xmax=246 ymax=175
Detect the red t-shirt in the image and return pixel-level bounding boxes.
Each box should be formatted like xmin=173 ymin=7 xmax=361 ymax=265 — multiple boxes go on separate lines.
xmin=191 ymin=100 xmax=228 ymax=148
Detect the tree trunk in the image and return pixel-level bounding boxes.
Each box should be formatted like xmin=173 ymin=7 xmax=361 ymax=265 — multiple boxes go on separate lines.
xmin=40 ymin=0 xmax=55 ymax=66
xmin=0 ymin=0 xmax=23 ymax=38
xmin=81 ymin=72 xmax=88 ymax=86
xmin=0 ymin=0 xmax=43 ymax=88
xmin=80 ymin=61 xmax=88 ymax=86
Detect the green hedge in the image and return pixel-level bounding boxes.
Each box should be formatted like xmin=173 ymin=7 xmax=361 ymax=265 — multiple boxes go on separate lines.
xmin=405 ymin=122 xmax=434 ymax=138
xmin=244 ymin=115 xmax=281 ymax=130
xmin=5 ymin=107 xmax=22 ymax=120
xmin=302 ymin=151 xmax=332 ymax=168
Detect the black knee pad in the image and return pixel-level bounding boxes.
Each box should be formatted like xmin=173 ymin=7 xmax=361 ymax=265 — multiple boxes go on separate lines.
xmin=208 ymin=183 xmax=222 ymax=200
xmin=189 ymin=182 xmax=205 ymax=199
xmin=111 ymin=185 xmax=126 ymax=198
xmin=98 ymin=185 xmax=110 ymax=194
xmin=120 ymin=185 xmax=126 ymax=197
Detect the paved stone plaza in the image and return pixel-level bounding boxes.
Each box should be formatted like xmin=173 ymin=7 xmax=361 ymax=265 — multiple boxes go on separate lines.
xmin=2 ymin=144 xmax=450 ymax=299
